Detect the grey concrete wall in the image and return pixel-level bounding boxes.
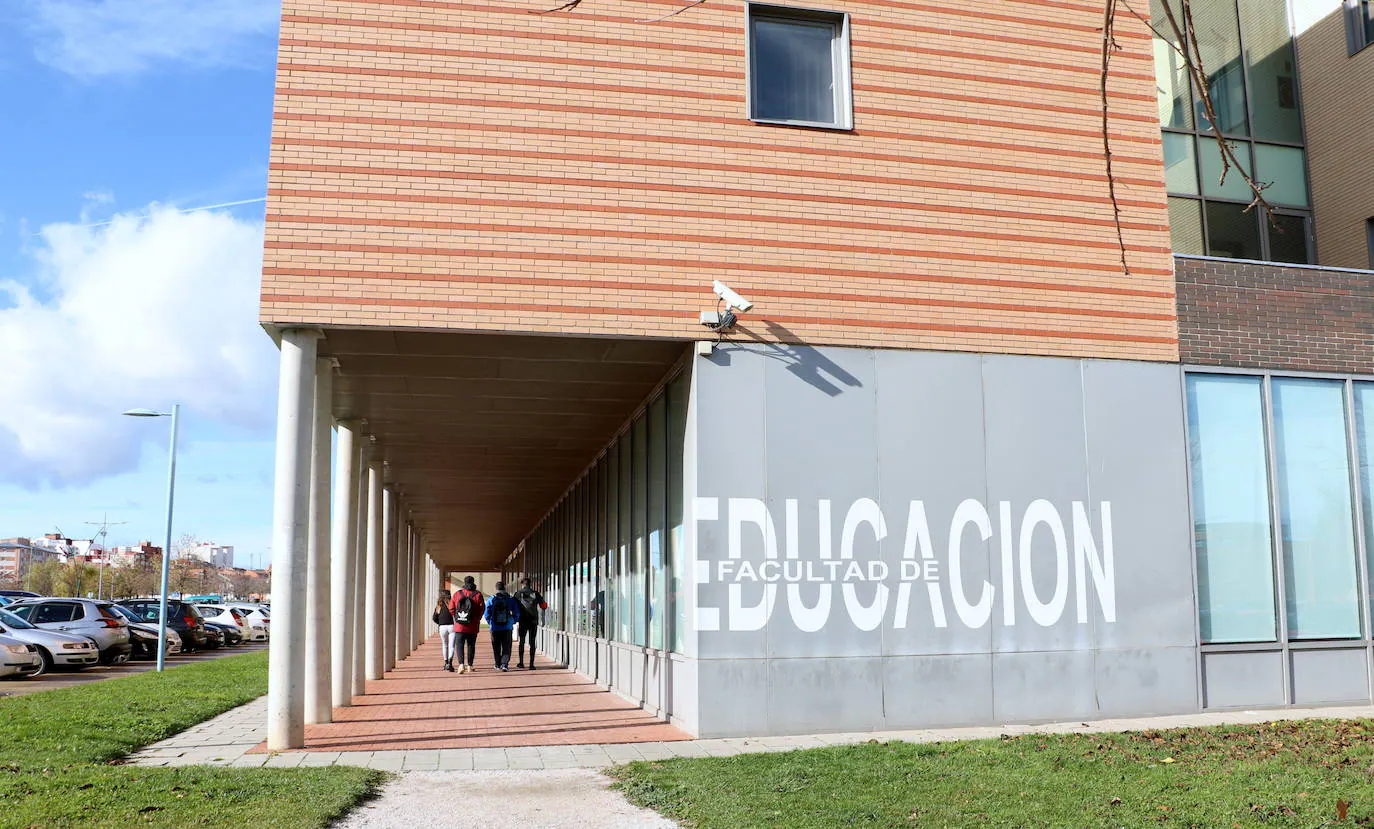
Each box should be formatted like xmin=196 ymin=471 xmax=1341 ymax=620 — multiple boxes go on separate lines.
xmin=688 ymin=345 xmax=1199 ymax=737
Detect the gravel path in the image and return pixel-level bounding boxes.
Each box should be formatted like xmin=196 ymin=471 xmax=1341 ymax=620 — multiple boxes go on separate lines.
xmin=333 ymin=769 xmax=678 ymax=828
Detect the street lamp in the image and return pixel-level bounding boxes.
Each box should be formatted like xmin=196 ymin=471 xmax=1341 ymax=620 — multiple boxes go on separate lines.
xmin=122 ymin=405 xmax=180 ymax=671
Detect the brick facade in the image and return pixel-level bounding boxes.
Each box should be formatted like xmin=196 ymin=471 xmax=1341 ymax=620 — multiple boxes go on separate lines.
xmin=1297 ymin=7 xmax=1374 ymax=270
xmin=1176 ymin=255 xmax=1374 ymax=373
xmin=263 ymin=0 xmax=1179 ymax=362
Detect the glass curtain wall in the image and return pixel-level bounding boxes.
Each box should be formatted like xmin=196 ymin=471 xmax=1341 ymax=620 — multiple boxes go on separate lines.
xmin=1188 ymin=371 xmax=1370 ymax=646
xmin=1150 ymin=0 xmax=1312 ymax=263
xmin=520 ymin=373 xmax=688 ymax=654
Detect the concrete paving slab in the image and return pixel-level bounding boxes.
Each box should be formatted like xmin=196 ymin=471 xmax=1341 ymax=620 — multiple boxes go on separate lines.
xmin=333 ymin=770 xmax=675 ymax=829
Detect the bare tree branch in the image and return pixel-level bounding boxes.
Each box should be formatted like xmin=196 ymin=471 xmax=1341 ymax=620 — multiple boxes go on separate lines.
xmin=531 ymin=0 xmax=585 ymax=15
xmin=637 ymin=0 xmax=708 ymax=23
xmin=1123 ymin=0 xmax=1277 ymax=222
xmin=1099 ymin=0 xmax=1131 ymax=275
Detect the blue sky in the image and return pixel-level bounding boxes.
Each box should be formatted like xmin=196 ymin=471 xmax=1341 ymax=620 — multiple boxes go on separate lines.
xmin=0 ymin=1 xmax=283 ymax=566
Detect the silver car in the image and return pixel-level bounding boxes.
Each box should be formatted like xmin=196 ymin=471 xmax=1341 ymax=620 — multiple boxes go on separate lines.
xmin=0 ymin=608 xmax=98 ymax=673
xmin=0 ymin=632 xmax=42 ymax=679
xmin=6 ymin=599 xmax=132 ymax=665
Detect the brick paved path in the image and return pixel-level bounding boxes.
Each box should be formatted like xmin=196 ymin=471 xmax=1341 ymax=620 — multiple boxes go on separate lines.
xmin=249 ymin=632 xmax=688 ymax=753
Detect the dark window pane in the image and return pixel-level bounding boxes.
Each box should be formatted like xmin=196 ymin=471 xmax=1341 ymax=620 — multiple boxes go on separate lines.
xmin=1267 ymin=213 xmax=1310 ymax=264
xmin=751 ymin=17 xmax=836 ymax=123
xmin=1205 ymin=201 xmax=1262 ymax=259
xmin=1168 ymin=197 xmax=1205 ymax=255
xmin=1367 ymin=217 xmax=1374 ymax=269
xmin=1194 ymin=0 xmax=1248 ymax=135
xmin=1239 ymin=0 xmax=1302 ymax=143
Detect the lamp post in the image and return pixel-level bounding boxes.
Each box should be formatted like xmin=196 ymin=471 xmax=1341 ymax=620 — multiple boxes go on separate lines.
xmin=122 ymin=405 xmax=180 ymax=671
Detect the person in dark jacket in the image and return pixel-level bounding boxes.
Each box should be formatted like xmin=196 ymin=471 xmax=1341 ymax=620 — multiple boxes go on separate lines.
xmin=513 ymin=578 xmax=547 ymax=670
xmin=484 ymin=582 xmax=521 ymax=672
xmin=449 ymin=577 xmax=484 ymax=674
xmin=432 ymin=589 xmax=456 ymax=672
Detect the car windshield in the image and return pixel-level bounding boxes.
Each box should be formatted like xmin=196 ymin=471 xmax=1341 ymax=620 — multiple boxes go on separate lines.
xmin=0 ymin=609 xmax=37 ymax=630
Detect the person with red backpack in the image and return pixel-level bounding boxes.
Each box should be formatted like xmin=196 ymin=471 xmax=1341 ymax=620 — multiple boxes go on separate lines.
xmin=448 ymin=576 xmax=484 ymax=674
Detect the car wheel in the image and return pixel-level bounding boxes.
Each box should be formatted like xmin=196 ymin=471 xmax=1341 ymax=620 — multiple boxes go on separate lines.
xmin=33 ymin=648 xmax=51 ymax=677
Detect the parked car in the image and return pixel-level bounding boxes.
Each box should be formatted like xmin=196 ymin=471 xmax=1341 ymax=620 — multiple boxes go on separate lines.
xmin=0 ymin=590 xmax=41 ymax=599
xmin=201 ymin=625 xmax=224 ymax=650
xmin=5 ymin=599 xmax=131 ymax=665
xmin=204 ymin=621 xmax=243 ymax=647
xmin=116 ymin=600 xmax=209 ymax=652
xmin=228 ymin=604 xmax=270 ymax=638
xmin=196 ymin=604 xmax=262 ymax=641
xmin=0 ymin=633 xmax=42 ymax=679
xmin=106 ymin=604 xmax=182 ymax=660
xmin=0 ymin=608 xmax=98 ymax=674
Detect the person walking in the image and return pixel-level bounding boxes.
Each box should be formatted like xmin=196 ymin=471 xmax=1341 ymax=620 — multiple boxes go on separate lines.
xmin=513 ymin=578 xmax=547 ymax=670
xmin=449 ymin=576 xmax=484 ymax=674
xmin=484 ymin=582 xmax=520 ymax=672
xmin=433 ymin=589 xmax=456 ymax=672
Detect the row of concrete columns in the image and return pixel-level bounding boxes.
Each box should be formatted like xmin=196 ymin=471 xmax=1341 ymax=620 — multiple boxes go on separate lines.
xmin=267 ymin=330 xmax=443 ymax=750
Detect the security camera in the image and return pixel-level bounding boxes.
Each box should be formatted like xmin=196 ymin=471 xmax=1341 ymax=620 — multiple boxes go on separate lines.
xmin=712 ymin=280 xmax=754 ymax=313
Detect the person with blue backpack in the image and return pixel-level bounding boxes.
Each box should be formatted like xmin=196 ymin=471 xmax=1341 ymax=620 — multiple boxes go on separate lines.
xmin=484 ymin=582 xmax=521 ymax=672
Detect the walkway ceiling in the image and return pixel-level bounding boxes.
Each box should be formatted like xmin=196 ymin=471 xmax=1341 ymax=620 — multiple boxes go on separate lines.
xmin=321 ymin=329 xmax=686 ymax=571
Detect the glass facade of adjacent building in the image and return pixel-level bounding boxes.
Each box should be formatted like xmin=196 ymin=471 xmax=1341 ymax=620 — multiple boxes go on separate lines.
xmin=1152 ymin=0 xmax=1313 ymax=263
xmin=1188 ymin=369 xmax=1374 ymax=680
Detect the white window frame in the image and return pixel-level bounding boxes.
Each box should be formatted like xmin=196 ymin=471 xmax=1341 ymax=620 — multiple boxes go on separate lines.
xmin=745 ymin=3 xmax=853 ymax=131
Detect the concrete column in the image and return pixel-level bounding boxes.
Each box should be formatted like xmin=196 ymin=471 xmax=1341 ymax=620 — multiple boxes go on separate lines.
xmin=304 ymin=359 xmax=333 ymax=725
xmin=364 ymin=463 xmax=385 ymax=680
xmin=382 ymin=487 xmax=397 ymax=671
xmin=266 ymin=328 xmax=320 ymax=751
xmin=409 ymin=538 xmax=420 ymax=648
xmin=330 ymin=420 xmax=360 ymax=709
xmin=394 ymin=519 xmax=409 ymax=661
xmin=351 ymin=442 xmax=367 ymax=696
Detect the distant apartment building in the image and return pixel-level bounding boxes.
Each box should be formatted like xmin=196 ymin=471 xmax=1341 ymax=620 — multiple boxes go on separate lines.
xmin=0 ymin=538 xmax=57 ymax=584
xmin=185 ymin=542 xmax=235 ymax=568
xmin=110 ymin=542 xmax=162 ymax=569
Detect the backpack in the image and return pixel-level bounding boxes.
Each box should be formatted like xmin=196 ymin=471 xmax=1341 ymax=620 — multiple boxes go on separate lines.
xmin=490 ymin=595 xmax=513 ymax=627
xmin=454 ymin=592 xmax=476 ymax=625
xmin=517 ymin=590 xmax=540 ymax=618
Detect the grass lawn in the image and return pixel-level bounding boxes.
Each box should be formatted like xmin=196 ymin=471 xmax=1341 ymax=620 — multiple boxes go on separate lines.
xmin=0 ymin=650 xmax=382 ymax=828
xmin=611 ymin=719 xmax=1374 ymax=827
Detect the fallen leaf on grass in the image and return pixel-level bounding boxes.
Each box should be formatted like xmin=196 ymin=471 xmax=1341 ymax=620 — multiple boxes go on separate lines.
xmin=1339 ymin=799 xmax=1351 ymax=820
xmin=1161 ymin=757 xmax=1175 ymax=764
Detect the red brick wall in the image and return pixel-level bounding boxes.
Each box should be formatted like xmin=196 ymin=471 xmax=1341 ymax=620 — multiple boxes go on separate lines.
xmin=1176 ymin=256 xmax=1374 ymax=373
xmin=263 ymin=0 xmax=1179 ymax=361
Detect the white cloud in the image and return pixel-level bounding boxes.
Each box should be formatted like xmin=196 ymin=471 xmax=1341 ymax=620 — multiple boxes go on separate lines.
xmin=0 ymin=206 xmax=277 ymax=488
xmin=21 ymin=0 xmax=280 ymax=78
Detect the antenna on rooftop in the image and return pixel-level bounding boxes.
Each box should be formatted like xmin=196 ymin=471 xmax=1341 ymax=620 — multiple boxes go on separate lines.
xmin=84 ymin=514 xmax=127 ymax=600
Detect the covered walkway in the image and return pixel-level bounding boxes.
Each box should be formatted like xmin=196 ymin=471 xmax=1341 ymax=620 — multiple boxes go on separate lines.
xmin=253 ymin=632 xmax=688 ymax=753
